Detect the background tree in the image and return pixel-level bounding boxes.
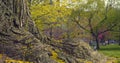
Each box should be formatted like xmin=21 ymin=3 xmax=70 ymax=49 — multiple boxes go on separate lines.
xmin=30 ymin=0 xmax=72 ymax=39
xmin=70 ymin=0 xmax=120 ymax=49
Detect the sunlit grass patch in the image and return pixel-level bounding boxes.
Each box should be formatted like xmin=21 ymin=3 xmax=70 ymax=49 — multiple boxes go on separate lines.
xmin=99 ymin=44 xmax=120 ymax=58
xmin=99 ymin=44 xmax=120 ymax=63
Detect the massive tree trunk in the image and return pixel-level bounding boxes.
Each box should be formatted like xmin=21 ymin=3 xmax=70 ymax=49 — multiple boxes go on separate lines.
xmin=0 ymin=0 xmax=56 ymax=63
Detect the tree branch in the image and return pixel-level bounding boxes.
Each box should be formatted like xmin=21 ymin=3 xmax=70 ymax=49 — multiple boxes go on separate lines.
xmin=33 ymin=12 xmax=49 ymax=21
xmin=96 ymin=2 xmax=112 ymax=28
xmin=88 ymin=13 xmax=97 ymax=36
xmin=98 ymin=23 xmax=117 ymax=34
xmin=74 ymin=20 xmax=89 ymax=32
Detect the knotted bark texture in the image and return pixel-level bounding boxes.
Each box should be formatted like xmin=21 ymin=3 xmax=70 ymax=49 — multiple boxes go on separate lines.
xmin=0 ymin=0 xmax=56 ymax=63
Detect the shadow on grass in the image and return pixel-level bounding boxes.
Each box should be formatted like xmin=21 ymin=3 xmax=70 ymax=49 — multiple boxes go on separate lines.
xmin=99 ymin=45 xmax=120 ymax=51
xmin=99 ymin=47 xmax=120 ymax=51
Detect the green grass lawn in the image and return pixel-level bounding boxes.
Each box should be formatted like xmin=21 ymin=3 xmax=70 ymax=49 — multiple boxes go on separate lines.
xmin=99 ymin=44 xmax=120 ymax=58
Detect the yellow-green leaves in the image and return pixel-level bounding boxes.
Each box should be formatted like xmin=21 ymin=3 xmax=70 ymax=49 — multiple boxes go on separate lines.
xmin=30 ymin=2 xmax=72 ymax=30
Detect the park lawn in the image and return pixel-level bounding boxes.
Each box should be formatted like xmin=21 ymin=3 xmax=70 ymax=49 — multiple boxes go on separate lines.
xmin=99 ymin=44 xmax=120 ymax=58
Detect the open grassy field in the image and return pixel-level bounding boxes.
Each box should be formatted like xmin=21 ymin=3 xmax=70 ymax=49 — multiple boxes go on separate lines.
xmin=99 ymin=44 xmax=120 ymax=63
xmin=99 ymin=44 xmax=120 ymax=58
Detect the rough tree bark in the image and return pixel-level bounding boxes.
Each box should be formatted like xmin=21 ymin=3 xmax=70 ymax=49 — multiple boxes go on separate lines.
xmin=0 ymin=0 xmax=56 ymax=63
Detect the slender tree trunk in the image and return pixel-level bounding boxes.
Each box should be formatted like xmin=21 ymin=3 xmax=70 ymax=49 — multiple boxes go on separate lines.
xmin=95 ymin=36 xmax=100 ymax=50
xmin=118 ymin=28 xmax=120 ymax=46
xmin=119 ymin=41 xmax=120 ymax=46
xmin=119 ymin=38 xmax=120 ymax=45
xmin=91 ymin=36 xmax=100 ymax=50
